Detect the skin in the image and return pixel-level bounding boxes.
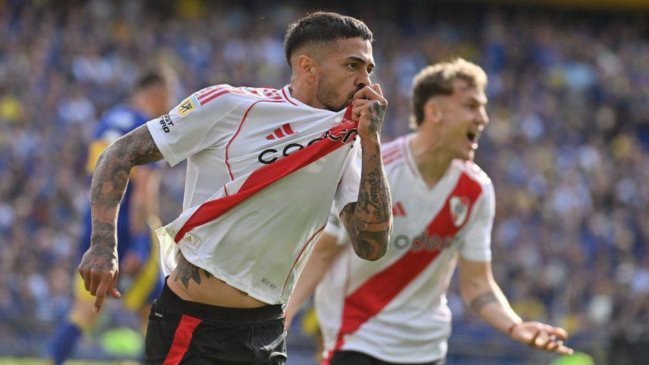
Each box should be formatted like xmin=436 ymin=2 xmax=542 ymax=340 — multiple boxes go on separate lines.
xmin=66 ymin=81 xmax=169 ymax=341
xmin=78 ymin=126 xmax=163 ymax=311
xmin=78 ymin=37 xmax=391 ymax=311
xmin=460 ymin=258 xmax=573 ymax=354
xmin=290 ymin=38 xmax=391 ymax=261
xmin=286 ymin=76 xmax=573 ymax=355
xmin=409 ymin=78 xmax=489 ymax=188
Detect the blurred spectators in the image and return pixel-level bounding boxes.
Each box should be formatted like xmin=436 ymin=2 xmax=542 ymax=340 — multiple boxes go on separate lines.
xmin=1 ymin=0 xmax=648 ymax=363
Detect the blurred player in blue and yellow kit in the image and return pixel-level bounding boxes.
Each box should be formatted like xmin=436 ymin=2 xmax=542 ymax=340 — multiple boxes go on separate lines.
xmin=47 ymin=71 xmax=172 ymax=364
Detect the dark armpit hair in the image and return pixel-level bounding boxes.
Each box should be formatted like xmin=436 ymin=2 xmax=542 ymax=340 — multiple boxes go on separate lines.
xmin=284 ymin=11 xmax=373 ymax=67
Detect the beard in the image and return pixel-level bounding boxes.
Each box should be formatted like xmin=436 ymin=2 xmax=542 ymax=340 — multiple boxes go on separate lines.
xmin=316 ymin=78 xmax=359 ymax=112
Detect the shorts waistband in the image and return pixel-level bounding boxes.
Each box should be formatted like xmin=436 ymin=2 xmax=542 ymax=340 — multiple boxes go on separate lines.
xmin=157 ymin=280 xmax=284 ymax=323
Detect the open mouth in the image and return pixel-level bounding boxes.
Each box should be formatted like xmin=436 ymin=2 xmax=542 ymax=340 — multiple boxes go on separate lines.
xmin=467 ymin=131 xmax=478 ymax=143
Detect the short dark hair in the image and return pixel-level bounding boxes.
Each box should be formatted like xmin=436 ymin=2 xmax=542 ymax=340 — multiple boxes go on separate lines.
xmin=133 ymin=70 xmax=167 ymax=92
xmin=284 ymin=11 xmax=373 ymax=67
xmin=411 ymin=58 xmax=487 ymax=127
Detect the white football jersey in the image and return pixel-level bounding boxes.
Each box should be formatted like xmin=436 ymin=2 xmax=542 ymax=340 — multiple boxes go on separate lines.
xmin=147 ymin=85 xmax=361 ymax=305
xmin=316 ymin=135 xmax=495 ymax=363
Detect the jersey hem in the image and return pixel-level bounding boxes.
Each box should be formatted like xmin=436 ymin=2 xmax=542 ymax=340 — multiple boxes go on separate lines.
xmin=185 ymin=253 xmax=282 ymax=305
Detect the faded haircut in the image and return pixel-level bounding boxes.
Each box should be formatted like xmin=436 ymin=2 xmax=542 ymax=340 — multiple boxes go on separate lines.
xmin=284 ymin=11 xmax=373 ymax=67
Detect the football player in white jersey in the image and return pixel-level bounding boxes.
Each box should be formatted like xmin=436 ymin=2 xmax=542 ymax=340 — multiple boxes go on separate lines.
xmin=77 ymin=12 xmax=392 ymax=365
xmin=286 ymin=59 xmax=574 ymax=365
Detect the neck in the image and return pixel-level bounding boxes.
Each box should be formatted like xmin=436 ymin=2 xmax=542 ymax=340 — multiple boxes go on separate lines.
xmin=409 ymin=131 xmax=454 ymax=188
xmin=289 ymin=77 xmax=323 ymax=109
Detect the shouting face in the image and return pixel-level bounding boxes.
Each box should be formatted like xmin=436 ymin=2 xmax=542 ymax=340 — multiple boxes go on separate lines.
xmin=431 ymin=79 xmax=489 ymax=161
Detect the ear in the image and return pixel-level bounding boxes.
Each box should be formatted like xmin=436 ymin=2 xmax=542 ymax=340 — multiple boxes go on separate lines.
xmin=424 ymin=98 xmax=443 ymax=124
xmin=295 ymin=54 xmax=317 ymax=84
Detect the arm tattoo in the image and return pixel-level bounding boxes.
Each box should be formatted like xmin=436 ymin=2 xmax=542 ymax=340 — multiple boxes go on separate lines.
xmin=341 ymin=140 xmax=392 ymax=261
xmin=90 ymin=219 xmax=116 ymax=248
xmin=470 ymin=292 xmax=498 ymax=314
xmin=174 ymin=252 xmax=213 ymax=289
xmin=368 ymin=102 xmax=386 ymax=134
xmin=90 ymin=125 xmax=163 ymax=249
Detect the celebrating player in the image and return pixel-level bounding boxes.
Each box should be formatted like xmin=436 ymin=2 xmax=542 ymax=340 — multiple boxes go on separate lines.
xmin=77 ymin=12 xmax=392 ymax=364
xmin=286 ymin=59 xmax=574 ymax=365
xmin=48 ymin=70 xmax=171 ymax=364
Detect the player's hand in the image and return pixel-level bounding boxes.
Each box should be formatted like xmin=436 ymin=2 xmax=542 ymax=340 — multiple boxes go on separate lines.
xmin=78 ymin=245 xmax=122 ymax=312
xmin=351 ymin=84 xmax=387 ymax=141
xmin=509 ymin=321 xmax=574 ymax=355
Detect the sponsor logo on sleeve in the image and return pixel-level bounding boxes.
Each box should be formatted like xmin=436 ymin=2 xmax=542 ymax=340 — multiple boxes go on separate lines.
xmin=177 ymin=96 xmax=197 ymax=116
xmin=159 ymin=114 xmax=174 ymax=133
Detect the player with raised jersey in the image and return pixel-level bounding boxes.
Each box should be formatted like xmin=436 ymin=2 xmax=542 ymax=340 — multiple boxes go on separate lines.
xmin=77 ymin=12 xmax=392 ymax=364
xmin=286 ymin=59 xmax=573 ymax=365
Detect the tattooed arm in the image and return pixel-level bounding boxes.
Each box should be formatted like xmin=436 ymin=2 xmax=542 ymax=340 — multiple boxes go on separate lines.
xmin=460 ymin=257 xmax=522 ymax=332
xmin=460 ymin=257 xmax=573 ymax=354
xmin=78 ymin=125 xmax=163 ymax=312
xmin=339 ymin=84 xmax=392 ymax=261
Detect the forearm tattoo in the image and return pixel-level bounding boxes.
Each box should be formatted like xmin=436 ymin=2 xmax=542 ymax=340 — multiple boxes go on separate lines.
xmin=368 ymin=101 xmax=386 ymax=134
xmin=470 ymin=292 xmax=498 ymax=314
xmin=341 ymin=141 xmax=392 ymax=260
xmin=174 ymin=252 xmax=212 ymax=289
xmin=90 ymin=125 xmax=163 ymax=248
xmin=90 ymin=219 xmax=116 ymax=248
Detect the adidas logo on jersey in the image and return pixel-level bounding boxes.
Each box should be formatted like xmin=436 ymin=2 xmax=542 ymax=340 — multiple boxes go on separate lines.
xmin=266 ymin=123 xmax=295 ymax=140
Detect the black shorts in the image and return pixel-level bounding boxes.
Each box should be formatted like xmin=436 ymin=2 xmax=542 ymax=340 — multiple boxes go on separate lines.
xmin=145 ymin=281 xmax=286 ymax=365
xmin=330 ymin=350 xmax=444 ymax=365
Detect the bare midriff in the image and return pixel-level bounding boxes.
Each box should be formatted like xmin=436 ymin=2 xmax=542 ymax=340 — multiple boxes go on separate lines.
xmin=167 ymin=268 xmax=268 ymax=308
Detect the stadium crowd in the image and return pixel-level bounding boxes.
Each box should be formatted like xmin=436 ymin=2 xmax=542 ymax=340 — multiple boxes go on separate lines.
xmin=1 ymin=0 xmax=648 ymax=363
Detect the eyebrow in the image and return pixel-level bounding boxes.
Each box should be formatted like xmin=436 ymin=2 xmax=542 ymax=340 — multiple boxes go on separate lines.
xmin=467 ymin=95 xmax=488 ymax=105
xmin=346 ymin=56 xmax=375 ymax=69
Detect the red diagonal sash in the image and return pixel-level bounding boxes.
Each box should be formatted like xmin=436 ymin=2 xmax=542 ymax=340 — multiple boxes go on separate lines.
xmin=174 ymin=107 xmax=356 ymax=243
xmin=325 ymin=172 xmax=483 ymax=363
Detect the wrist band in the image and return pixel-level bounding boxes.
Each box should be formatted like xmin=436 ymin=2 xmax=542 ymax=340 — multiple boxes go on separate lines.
xmin=507 ymin=322 xmax=522 ymax=336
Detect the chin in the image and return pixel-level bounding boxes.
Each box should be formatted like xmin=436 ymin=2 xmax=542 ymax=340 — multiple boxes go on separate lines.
xmin=457 ymin=151 xmax=475 ymax=162
xmin=323 ymin=101 xmax=346 ymax=112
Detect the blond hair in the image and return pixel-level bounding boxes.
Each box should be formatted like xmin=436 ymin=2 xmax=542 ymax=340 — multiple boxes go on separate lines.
xmin=411 ymin=58 xmax=487 ymax=127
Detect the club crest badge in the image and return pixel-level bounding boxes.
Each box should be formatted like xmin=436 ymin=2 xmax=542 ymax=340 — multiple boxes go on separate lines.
xmin=449 ymin=196 xmax=470 ymax=227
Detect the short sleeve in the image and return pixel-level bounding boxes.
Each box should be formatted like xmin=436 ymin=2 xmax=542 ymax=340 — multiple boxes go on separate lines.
xmin=332 ymin=139 xmax=361 ymax=214
xmin=459 ymin=181 xmax=495 ymax=262
xmin=146 ymin=86 xmax=236 ymax=167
